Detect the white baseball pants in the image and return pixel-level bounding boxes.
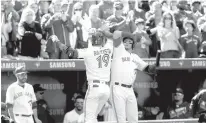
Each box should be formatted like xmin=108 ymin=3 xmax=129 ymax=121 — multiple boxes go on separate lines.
xmin=84 ymin=81 xmax=110 ymax=123
xmin=112 ymin=84 xmax=138 ymax=123
xmin=14 ymin=115 xmax=34 ymax=123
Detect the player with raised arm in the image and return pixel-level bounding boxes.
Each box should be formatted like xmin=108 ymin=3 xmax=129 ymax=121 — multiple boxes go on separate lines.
xmin=68 ymin=29 xmax=113 ymax=123
xmin=111 ymin=30 xmax=158 ymax=123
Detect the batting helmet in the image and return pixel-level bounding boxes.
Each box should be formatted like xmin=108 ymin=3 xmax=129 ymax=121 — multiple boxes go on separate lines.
xmin=91 ymin=30 xmax=105 ymax=46
xmin=123 ymin=36 xmax=135 ymax=49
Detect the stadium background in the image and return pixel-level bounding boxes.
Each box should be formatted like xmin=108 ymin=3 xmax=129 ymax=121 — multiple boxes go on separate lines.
xmin=1 ymin=59 xmax=206 ymax=123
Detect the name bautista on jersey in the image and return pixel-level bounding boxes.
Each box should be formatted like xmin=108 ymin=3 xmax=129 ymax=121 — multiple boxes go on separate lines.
xmin=94 ymin=49 xmax=112 ymax=56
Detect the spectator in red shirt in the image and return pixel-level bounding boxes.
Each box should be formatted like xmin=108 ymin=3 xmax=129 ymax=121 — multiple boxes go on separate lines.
xmin=41 ymin=0 xmax=74 ymax=59
xmin=197 ymin=3 xmax=206 ymax=42
xmin=133 ymin=18 xmax=151 ymax=58
xmin=107 ymin=1 xmax=136 ymax=33
xmin=179 ymin=19 xmax=201 ymax=58
xmin=98 ymin=0 xmax=114 ymax=20
xmin=127 ymin=0 xmax=146 ymax=22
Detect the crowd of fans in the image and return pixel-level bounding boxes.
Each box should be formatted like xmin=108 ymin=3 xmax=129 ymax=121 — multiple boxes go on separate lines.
xmin=1 ymin=0 xmax=206 ymax=60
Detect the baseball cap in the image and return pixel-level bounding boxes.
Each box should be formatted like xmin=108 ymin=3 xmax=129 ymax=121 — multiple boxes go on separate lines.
xmin=191 ymin=0 xmax=201 ymax=6
xmin=175 ymin=88 xmax=184 ymax=94
xmin=199 ymin=113 xmax=206 ymax=122
xmin=14 ymin=66 xmax=28 ymax=75
xmin=61 ymin=0 xmax=69 ymax=7
xmin=33 ymin=84 xmax=46 ymax=93
xmin=135 ymin=18 xmax=145 ymax=25
xmin=113 ymin=1 xmax=124 ymax=9
xmin=183 ymin=19 xmax=196 ymax=30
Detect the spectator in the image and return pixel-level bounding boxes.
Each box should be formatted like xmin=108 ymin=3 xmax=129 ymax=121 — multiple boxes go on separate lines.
xmin=190 ymin=87 xmax=206 ymax=118
xmin=41 ymin=0 xmax=74 ymax=59
xmin=199 ymin=41 xmax=206 ymax=58
xmin=18 ymin=8 xmax=43 ymax=58
xmin=198 ymin=112 xmax=206 ymax=123
xmin=145 ymin=1 xmax=163 ymax=57
xmin=197 ymin=3 xmax=206 ymax=42
xmin=16 ymin=0 xmax=28 ymax=17
xmin=107 ymin=1 xmax=136 ymax=33
xmin=165 ymin=88 xmax=192 ymax=119
xmin=191 ymin=0 xmax=204 ymax=19
xmin=82 ymin=0 xmax=99 ymax=17
xmin=145 ymin=0 xmax=156 ymax=20
xmin=179 ymin=19 xmax=201 ymax=58
xmin=98 ymin=0 xmax=114 ymax=20
xmin=169 ymin=0 xmax=178 ymax=11
xmin=71 ymin=2 xmax=88 ymax=49
xmin=1 ymin=0 xmax=20 ymax=57
xmin=38 ymin=0 xmax=51 ymax=17
xmin=28 ymin=0 xmax=41 ymax=23
xmin=63 ymin=95 xmax=84 ymax=123
xmin=161 ymin=0 xmax=170 ymax=12
xmin=157 ymin=11 xmax=183 ymax=58
xmin=133 ymin=18 xmax=151 ymax=58
xmin=127 ymin=0 xmax=146 ymax=22
xmin=173 ymin=0 xmax=197 ymax=36
xmin=33 ymin=84 xmax=55 ymax=123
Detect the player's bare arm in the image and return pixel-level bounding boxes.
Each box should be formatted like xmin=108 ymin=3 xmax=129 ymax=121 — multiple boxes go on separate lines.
xmin=7 ymin=103 xmax=16 ymax=123
xmin=113 ymin=31 xmax=133 ymax=47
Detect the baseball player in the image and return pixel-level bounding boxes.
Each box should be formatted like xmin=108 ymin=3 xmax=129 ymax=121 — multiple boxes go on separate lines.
xmin=190 ymin=89 xmax=206 ymax=118
xmin=111 ymin=30 xmax=157 ymax=123
xmin=68 ymin=30 xmax=113 ymax=123
xmin=6 ymin=66 xmax=42 ymax=123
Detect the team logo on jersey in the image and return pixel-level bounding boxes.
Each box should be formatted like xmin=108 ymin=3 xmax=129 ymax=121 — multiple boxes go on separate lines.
xmin=122 ymin=57 xmax=130 ymax=62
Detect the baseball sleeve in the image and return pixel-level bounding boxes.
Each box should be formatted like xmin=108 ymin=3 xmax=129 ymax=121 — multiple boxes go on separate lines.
xmin=6 ymin=85 xmax=14 ymax=105
xmin=134 ymin=54 xmax=148 ymax=71
xmin=77 ymin=48 xmax=89 ymax=58
xmin=31 ymin=86 xmax=37 ymax=103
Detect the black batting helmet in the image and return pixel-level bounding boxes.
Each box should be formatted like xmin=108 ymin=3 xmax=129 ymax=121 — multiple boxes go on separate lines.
xmin=91 ymin=30 xmax=105 ymax=46
xmin=123 ymin=36 xmax=135 ymax=49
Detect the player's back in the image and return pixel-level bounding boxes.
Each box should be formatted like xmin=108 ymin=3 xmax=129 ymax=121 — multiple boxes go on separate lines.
xmin=78 ymin=40 xmax=113 ymax=83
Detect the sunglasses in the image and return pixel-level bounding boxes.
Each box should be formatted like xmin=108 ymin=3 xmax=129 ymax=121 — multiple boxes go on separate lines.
xmin=40 ymin=92 xmax=44 ymax=95
xmin=75 ymin=9 xmax=82 ymax=11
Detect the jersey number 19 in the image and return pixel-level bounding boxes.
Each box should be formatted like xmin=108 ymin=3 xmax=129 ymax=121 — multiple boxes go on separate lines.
xmin=96 ymin=54 xmax=110 ymax=68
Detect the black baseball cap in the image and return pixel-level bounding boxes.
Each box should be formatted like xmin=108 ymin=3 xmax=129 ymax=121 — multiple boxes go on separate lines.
xmin=199 ymin=113 xmax=206 ymax=122
xmin=33 ymin=84 xmax=46 ymax=93
xmin=176 ymin=88 xmax=184 ymax=94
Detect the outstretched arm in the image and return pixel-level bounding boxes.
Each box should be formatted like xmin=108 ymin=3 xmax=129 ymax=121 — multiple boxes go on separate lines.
xmin=113 ymin=31 xmax=133 ymax=47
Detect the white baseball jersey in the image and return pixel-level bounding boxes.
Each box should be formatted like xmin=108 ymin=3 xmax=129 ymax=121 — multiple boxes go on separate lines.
xmin=63 ymin=109 xmax=82 ymax=123
xmin=111 ymin=31 xmax=148 ymax=85
xmin=6 ymin=82 xmax=36 ymax=114
xmin=77 ymin=39 xmax=113 ymax=83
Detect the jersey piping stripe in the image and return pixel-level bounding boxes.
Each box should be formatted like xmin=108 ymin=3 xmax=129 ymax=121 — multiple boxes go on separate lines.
xmin=84 ymin=85 xmax=90 ymax=123
xmin=111 ymin=85 xmax=119 ymax=123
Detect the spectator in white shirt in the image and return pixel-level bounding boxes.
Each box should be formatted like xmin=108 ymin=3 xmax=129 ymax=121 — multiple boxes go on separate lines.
xmin=63 ymin=95 xmax=84 ymax=123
